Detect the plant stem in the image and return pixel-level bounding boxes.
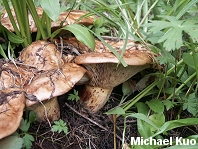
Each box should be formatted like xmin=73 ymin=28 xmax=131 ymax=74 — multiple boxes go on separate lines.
xmin=21 ymin=0 xmax=32 ymax=44
xmin=11 ymin=0 xmax=28 ymax=47
xmin=45 ymin=12 xmax=52 ymax=37
xmin=2 ymin=0 xmax=22 ymax=39
xmin=120 ymin=58 xmax=185 ymax=115
xmin=122 ymin=79 xmax=159 ymax=112
xmin=166 ymin=72 xmax=196 ymax=100
xmin=26 ymin=0 xmax=47 ymax=39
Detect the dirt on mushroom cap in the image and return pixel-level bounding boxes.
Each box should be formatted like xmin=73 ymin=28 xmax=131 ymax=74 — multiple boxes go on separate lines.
xmin=0 ymin=88 xmax=25 ymax=139
xmin=0 ymin=62 xmax=36 ymax=89
xmin=19 ymin=40 xmax=65 ymax=70
xmin=25 ymin=63 xmax=87 ymax=106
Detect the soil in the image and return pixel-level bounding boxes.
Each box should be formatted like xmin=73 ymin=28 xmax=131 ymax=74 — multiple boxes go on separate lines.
xmin=28 ymin=83 xmax=198 ymax=149
xmin=29 ymin=84 xmax=138 ymax=149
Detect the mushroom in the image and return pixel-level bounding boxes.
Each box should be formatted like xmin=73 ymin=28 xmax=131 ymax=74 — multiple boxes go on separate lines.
xmin=24 ymin=62 xmax=87 ymax=122
xmin=18 ymin=40 xmax=65 ymax=70
xmin=1 ymin=7 xmax=94 ymax=33
xmin=18 ymin=40 xmax=88 ymax=122
xmin=0 ymin=88 xmax=25 ymax=139
xmin=24 ymin=63 xmax=87 ymax=107
xmin=0 ymin=62 xmax=35 ymax=89
xmin=56 ymin=37 xmax=157 ymax=113
xmin=0 ymin=40 xmax=88 ymax=122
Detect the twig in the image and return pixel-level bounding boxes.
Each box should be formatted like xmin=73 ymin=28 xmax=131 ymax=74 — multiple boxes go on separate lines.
xmin=113 ymin=114 xmax=117 ymax=149
xmin=64 ymin=102 xmax=122 ymax=141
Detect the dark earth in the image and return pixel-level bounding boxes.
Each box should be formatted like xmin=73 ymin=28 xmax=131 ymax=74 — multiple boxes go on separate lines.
xmin=29 ymin=84 xmax=138 ymax=149
xmin=28 ymin=79 xmax=197 ymax=149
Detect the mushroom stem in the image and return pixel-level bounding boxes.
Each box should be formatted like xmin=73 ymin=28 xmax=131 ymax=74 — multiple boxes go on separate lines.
xmin=80 ymin=86 xmax=113 ymax=113
xmin=27 ymin=97 xmax=60 ymax=122
xmin=78 ymin=63 xmax=151 ymax=113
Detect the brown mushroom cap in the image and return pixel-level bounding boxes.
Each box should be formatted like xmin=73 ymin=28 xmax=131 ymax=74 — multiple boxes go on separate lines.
xmin=25 ymin=63 xmax=87 ymax=107
xmin=74 ymin=49 xmax=154 ymax=66
xmin=0 ymin=62 xmax=35 ymax=89
xmin=18 ymin=40 xmax=65 ymax=70
xmin=1 ymin=7 xmax=94 ymax=33
xmin=18 ymin=40 xmax=89 ymax=122
xmin=0 ymin=88 xmax=25 ymax=139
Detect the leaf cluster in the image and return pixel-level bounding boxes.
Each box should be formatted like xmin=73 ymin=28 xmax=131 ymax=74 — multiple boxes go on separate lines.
xmin=51 ymin=119 xmax=68 ymax=135
xmin=68 ymin=89 xmax=80 ymax=102
xmin=18 ymin=111 xmax=36 ymax=149
xmin=146 ymin=16 xmax=198 ymax=51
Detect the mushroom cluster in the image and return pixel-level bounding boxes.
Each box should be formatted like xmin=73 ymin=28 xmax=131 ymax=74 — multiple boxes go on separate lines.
xmin=0 ymin=40 xmax=88 ymax=139
xmin=0 ymin=37 xmax=157 ymax=139
xmin=0 ymin=7 xmax=158 ymax=140
xmin=0 ymin=7 xmax=94 ymax=139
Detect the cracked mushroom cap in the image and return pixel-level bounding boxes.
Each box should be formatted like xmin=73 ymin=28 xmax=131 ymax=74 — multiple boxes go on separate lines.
xmin=1 ymin=7 xmax=94 ymax=33
xmin=0 ymin=62 xmax=36 ymax=89
xmin=0 ymin=88 xmax=25 ymax=139
xmin=18 ymin=39 xmax=89 ymax=122
xmin=18 ymin=40 xmax=65 ymax=70
xmin=25 ymin=63 xmax=87 ymax=107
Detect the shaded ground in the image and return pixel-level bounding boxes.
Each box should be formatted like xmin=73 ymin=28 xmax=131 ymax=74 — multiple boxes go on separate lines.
xmin=29 ymin=84 xmax=138 ymax=149
xmin=28 ymin=82 xmax=198 ymax=149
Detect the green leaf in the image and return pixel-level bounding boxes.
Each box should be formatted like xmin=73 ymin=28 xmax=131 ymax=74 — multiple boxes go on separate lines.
xmin=147 ymin=31 xmax=164 ymax=44
xmin=93 ymin=18 xmax=109 ymax=35
xmin=158 ymin=27 xmax=183 ymax=51
xmin=181 ymin=18 xmax=198 ymax=42
xmin=146 ymin=16 xmax=198 ymax=51
xmin=19 ymin=119 xmax=30 ymax=132
xmin=146 ymin=99 xmax=164 ymax=113
xmin=29 ymin=111 xmax=37 ymax=123
xmin=3 ymin=27 xmax=24 ymax=44
xmin=176 ymin=0 xmax=198 ymax=19
xmin=0 ymin=45 xmax=8 ymax=59
xmin=40 ymin=0 xmax=60 ymax=21
xmin=136 ymin=102 xmax=154 ymax=138
xmin=149 ymin=113 xmax=165 ymax=128
xmin=68 ymin=89 xmax=80 ymax=102
xmin=157 ymin=48 xmax=175 ymax=65
xmin=183 ymin=53 xmax=198 ymax=69
xmin=51 ymin=119 xmax=68 ymax=134
xmin=105 ymin=107 xmax=125 ymax=115
xmin=162 ymin=100 xmax=175 ymax=111
xmin=0 ymin=136 xmax=23 ymax=149
xmin=51 ymin=24 xmax=95 ymax=51
xmin=23 ymin=133 xmax=34 ymax=149
xmin=183 ymin=93 xmax=198 ymax=116
xmin=128 ymin=113 xmax=159 ymax=130
xmin=151 ymin=118 xmax=198 ymax=138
